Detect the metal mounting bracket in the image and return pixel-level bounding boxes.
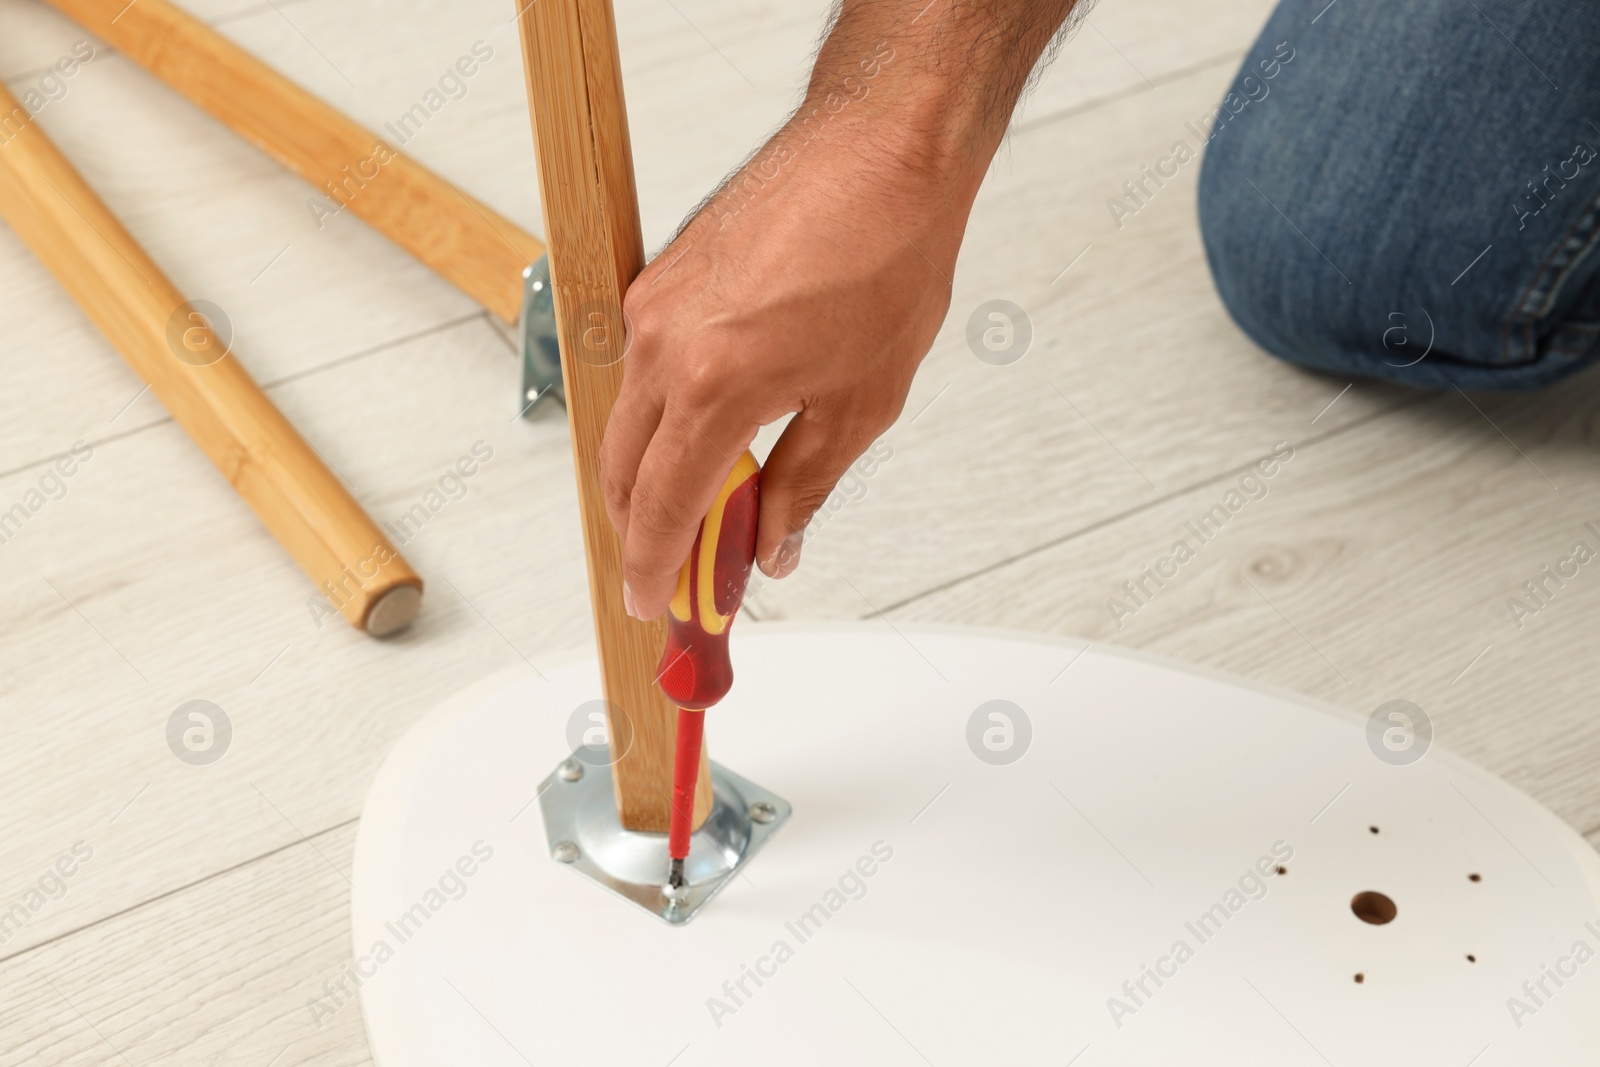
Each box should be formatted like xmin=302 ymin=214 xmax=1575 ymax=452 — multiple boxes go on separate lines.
xmin=518 ymin=255 xmax=565 ymax=418
xmin=538 ymin=751 xmax=791 ymax=926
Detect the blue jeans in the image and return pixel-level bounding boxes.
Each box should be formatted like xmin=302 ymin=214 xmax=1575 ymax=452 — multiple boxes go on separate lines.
xmin=1198 ymin=0 xmax=1600 ymax=390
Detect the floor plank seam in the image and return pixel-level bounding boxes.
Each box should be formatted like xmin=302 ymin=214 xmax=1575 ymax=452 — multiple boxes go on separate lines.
xmin=1009 ymin=47 xmax=1247 ymax=139
xmin=210 ymin=0 xmax=319 ymax=30
xmin=0 ymin=815 xmax=360 ymax=970
xmin=864 ymin=390 xmax=1435 ymax=620
xmin=254 ymin=309 xmax=499 ymax=391
xmin=0 ymin=0 xmax=319 ymax=86
xmin=625 ymin=7 xmax=826 ymax=81
xmin=0 ymin=309 xmax=497 ymax=485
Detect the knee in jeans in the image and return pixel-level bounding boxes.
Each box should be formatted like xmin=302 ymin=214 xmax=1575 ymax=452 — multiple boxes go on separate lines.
xmin=1197 ymin=138 xmax=1338 ymax=372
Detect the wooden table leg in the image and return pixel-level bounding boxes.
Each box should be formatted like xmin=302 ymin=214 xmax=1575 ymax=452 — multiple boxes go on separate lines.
xmin=0 ymin=85 xmax=422 ymax=635
xmin=516 ymin=0 xmax=711 ymax=832
xmin=47 ymin=0 xmax=546 ymax=324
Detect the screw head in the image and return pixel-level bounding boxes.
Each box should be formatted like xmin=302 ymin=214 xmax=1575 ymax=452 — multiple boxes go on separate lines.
xmin=749 ymin=801 xmax=777 ymax=824
xmin=552 ymin=840 xmax=580 ymax=863
xmin=557 ymin=759 xmax=583 ymax=782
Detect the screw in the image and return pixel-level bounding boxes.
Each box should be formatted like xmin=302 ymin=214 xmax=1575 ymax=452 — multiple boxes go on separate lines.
xmin=749 ymin=801 xmax=777 ymax=824
xmin=558 ymin=759 xmax=583 ymax=782
xmin=552 ymin=840 xmax=579 ymax=863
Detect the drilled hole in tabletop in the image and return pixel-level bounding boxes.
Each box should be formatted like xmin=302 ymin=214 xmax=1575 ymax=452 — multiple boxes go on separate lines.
xmin=1351 ymin=891 xmax=1397 ymax=925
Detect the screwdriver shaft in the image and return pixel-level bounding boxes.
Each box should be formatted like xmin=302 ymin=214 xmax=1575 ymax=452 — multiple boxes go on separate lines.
xmin=668 ymin=706 xmax=706 ymax=869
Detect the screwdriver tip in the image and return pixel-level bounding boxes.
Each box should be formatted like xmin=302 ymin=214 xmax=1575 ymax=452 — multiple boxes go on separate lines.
xmin=663 ymin=858 xmax=689 ymax=909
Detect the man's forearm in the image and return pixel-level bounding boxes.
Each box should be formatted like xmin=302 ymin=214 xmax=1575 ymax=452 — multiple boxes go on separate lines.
xmin=798 ymin=0 xmax=1084 ymax=198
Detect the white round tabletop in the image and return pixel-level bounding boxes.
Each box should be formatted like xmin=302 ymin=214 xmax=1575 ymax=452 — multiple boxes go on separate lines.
xmin=352 ymin=623 xmax=1600 ymax=1066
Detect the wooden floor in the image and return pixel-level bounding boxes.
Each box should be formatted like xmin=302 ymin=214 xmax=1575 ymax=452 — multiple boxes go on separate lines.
xmin=3 ymin=0 xmax=1598 ymax=1062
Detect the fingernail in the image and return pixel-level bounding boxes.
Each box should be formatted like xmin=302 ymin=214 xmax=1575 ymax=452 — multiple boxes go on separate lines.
xmin=623 ymin=580 xmax=639 ymax=619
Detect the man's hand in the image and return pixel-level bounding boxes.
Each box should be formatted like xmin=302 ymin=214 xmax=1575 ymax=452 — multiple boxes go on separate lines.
xmin=602 ymin=114 xmax=962 ymax=620
xmin=602 ymin=0 xmax=1081 ymax=621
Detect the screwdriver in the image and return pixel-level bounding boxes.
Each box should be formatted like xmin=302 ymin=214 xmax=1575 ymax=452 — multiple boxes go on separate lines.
xmin=657 ymin=450 xmax=762 ymax=896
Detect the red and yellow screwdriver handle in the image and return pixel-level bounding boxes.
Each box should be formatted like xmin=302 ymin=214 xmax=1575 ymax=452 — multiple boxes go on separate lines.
xmin=659 ymin=450 xmax=761 ymax=880
xmin=656 ymin=450 xmax=762 ymax=710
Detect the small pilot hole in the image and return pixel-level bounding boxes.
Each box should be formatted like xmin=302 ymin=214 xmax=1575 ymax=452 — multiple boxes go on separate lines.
xmin=1351 ymin=891 xmax=1398 ymax=925
xmin=1354 ymin=972 xmax=1365 ymax=984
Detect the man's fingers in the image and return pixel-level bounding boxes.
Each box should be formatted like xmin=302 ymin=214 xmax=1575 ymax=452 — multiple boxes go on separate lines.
xmin=621 ymin=395 xmax=752 ymax=619
xmin=755 ymin=408 xmax=873 ymax=580
xmin=599 ymin=372 xmax=664 ymax=545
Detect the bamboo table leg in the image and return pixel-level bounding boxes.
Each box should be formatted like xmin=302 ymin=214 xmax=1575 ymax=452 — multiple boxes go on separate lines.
xmin=0 ymin=85 xmax=421 ymax=635
xmin=516 ymin=0 xmax=711 ymax=832
xmin=46 ymin=0 xmax=545 ymax=324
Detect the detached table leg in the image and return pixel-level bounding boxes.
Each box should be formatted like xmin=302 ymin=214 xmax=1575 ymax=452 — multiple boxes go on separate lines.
xmin=0 ymin=85 xmax=422 ymax=635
